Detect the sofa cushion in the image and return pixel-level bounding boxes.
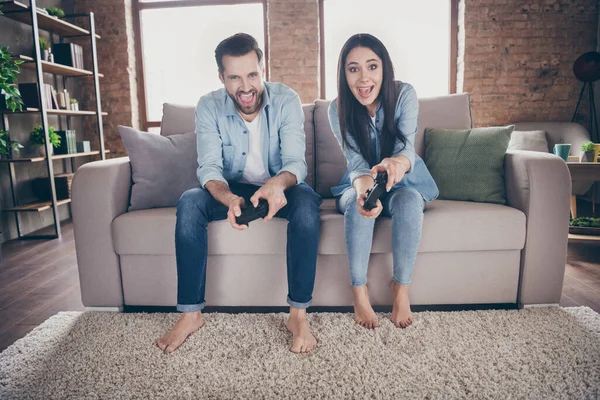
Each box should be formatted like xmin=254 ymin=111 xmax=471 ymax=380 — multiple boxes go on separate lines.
xmin=112 ymin=199 xmax=525 ymax=256
xmin=424 ymin=125 xmax=514 ymax=204
xmin=159 ymin=102 xmax=316 ymax=189
xmin=118 ymin=126 xmax=199 ymax=211
xmin=508 ymin=130 xmax=548 ymax=152
xmin=313 ymin=93 xmax=473 ymax=198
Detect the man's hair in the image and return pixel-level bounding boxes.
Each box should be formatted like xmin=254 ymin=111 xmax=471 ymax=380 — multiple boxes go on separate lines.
xmin=215 ymin=33 xmax=264 ymax=75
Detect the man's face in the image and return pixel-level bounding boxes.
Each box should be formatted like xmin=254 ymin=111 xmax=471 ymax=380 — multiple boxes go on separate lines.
xmin=219 ymin=51 xmax=265 ymax=117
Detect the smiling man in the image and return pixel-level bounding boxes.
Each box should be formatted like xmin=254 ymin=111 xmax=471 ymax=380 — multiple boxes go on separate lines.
xmin=156 ymin=33 xmax=322 ymax=354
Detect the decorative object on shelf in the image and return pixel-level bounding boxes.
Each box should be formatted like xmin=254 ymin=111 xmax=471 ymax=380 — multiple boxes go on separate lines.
xmin=569 ymin=216 xmax=600 ymax=235
xmin=38 ymin=37 xmax=51 ymax=62
xmin=29 ymin=124 xmax=60 ymax=156
xmin=0 ymin=129 xmax=23 ymax=158
xmin=581 ymin=142 xmax=595 ymax=162
xmin=553 ymin=143 xmax=571 ymax=161
xmin=70 ymin=98 xmax=79 ymax=111
xmin=45 ymin=6 xmax=64 ymax=19
xmin=0 ymin=44 xmax=24 ymax=112
xmin=76 ymin=140 xmax=90 ymax=153
xmin=32 ymin=172 xmax=73 ymax=201
xmin=572 ymin=51 xmax=600 ymax=143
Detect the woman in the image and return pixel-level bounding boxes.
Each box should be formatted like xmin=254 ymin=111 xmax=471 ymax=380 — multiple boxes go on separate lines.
xmin=328 ymin=34 xmax=439 ymax=329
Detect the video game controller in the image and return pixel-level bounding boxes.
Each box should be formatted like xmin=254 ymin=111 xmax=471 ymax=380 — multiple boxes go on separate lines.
xmin=364 ymin=171 xmax=388 ymax=211
xmin=235 ymin=199 xmax=269 ymax=226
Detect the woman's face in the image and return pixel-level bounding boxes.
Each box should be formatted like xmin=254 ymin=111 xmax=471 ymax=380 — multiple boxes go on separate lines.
xmin=344 ymin=46 xmax=383 ymax=114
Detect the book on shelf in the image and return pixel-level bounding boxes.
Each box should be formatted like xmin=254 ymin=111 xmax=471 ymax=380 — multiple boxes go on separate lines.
xmin=52 ymin=43 xmax=84 ymax=69
xmin=18 ymin=83 xmax=57 ymax=109
xmin=54 ymin=130 xmax=77 ymax=155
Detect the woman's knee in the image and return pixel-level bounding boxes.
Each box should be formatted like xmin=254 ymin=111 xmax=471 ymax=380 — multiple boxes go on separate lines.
xmin=388 ymin=187 xmax=424 ymax=214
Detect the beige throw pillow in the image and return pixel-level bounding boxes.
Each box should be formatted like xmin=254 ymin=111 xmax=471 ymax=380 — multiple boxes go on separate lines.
xmin=507 ymin=130 xmax=548 ymax=152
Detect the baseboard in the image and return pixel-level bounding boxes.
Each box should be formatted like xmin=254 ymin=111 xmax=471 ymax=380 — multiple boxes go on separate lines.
xmin=122 ymin=303 xmax=519 ymax=314
xmin=522 ymin=303 xmax=560 ymax=308
xmin=86 ymin=306 xmax=123 ymax=312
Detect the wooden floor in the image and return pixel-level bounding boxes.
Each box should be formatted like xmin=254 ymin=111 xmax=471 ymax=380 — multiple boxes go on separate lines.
xmin=0 ymin=220 xmax=599 ymax=353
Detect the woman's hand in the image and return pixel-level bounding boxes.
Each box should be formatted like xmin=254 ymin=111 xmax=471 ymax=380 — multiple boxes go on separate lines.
xmin=356 ymin=192 xmax=382 ymax=219
xmin=370 ymin=156 xmax=410 ymax=192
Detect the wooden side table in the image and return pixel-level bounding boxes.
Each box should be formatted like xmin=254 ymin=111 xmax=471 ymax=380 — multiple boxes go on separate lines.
xmin=567 ymin=162 xmax=600 ymax=218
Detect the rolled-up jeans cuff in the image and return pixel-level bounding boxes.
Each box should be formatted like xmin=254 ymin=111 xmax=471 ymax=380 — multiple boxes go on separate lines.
xmin=177 ymin=302 xmax=205 ymax=312
xmin=287 ymin=296 xmax=311 ymax=309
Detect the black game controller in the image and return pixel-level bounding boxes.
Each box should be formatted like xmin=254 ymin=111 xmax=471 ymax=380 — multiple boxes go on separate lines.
xmin=364 ymin=171 xmax=388 ymax=211
xmin=235 ymin=199 xmax=269 ymax=226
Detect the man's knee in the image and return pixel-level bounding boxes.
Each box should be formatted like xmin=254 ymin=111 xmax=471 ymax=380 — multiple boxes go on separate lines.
xmin=177 ymin=187 xmax=212 ymax=218
xmin=286 ymin=184 xmax=321 ymax=225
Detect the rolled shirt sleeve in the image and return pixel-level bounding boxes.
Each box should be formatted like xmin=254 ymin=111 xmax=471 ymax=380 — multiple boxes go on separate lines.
xmin=393 ymin=84 xmax=418 ymax=173
xmin=277 ymin=94 xmax=307 ymax=185
xmin=328 ymin=101 xmax=372 ymax=185
xmin=195 ymin=98 xmax=228 ymax=188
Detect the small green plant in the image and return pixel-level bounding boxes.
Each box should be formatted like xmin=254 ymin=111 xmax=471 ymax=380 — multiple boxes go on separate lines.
xmin=570 ymin=217 xmax=600 ymax=228
xmin=0 ymin=45 xmax=24 ymax=112
xmin=45 ymin=7 xmax=65 ymax=18
xmin=29 ymin=125 xmax=61 ymax=148
xmin=0 ymin=130 xmax=23 ymax=156
xmin=70 ymin=98 xmax=78 ymax=104
xmin=581 ymin=142 xmax=595 ymax=152
xmin=39 ymin=37 xmax=50 ymax=51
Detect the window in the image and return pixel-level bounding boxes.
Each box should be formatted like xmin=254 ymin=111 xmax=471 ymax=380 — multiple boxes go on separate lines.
xmin=321 ymin=0 xmax=454 ymax=99
xmin=135 ymin=0 xmax=267 ymax=130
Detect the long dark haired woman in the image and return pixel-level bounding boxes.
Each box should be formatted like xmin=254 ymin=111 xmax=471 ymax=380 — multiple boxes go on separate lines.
xmin=329 ymin=34 xmax=439 ymax=329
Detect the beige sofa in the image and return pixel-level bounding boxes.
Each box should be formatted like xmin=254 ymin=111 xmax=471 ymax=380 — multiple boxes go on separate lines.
xmin=72 ymin=93 xmax=572 ymax=310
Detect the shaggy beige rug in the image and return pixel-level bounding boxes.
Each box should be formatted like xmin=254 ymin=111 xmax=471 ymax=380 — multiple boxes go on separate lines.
xmin=1 ymin=307 xmax=599 ymax=399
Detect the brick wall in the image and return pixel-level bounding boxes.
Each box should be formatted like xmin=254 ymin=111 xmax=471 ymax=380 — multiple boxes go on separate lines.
xmin=73 ymin=0 xmax=138 ymax=159
xmin=267 ymin=0 xmax=320 ymax=104
xmin=461 ymin=0 xmax=598 ymax=127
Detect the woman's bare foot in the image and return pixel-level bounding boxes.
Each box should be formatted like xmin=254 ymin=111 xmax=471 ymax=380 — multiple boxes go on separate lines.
xmin=352 ymin=285 xmax=379 ymax=329
xmin=391 ymin=282 xmax=413 ymax=328
xmin=156 ymin=311 xmax=205 ymax=354
xmin=286 ymin=308 xmax=317 ymax=353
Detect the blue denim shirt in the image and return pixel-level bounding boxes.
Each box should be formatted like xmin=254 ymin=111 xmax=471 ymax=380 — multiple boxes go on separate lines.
xmin=328 ymin=81 xmax=439 ymax=202
xmin=195 ymin=82 xmax=307 ymax=188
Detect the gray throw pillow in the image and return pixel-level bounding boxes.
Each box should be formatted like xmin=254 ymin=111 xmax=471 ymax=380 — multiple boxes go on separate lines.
xmin=507 ymin=130 xmax=548 ymax=152
xmin=424 ymin=125 xmax=514 ymax=204
xmin=118 ymin=125 xmax=199 ymax=211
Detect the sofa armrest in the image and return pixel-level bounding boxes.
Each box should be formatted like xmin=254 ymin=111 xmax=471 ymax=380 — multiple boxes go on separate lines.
xmin=72 ymin=157 xmax=132 ymax=308
xmin=505 ymin=150 xmax=571 ymax=307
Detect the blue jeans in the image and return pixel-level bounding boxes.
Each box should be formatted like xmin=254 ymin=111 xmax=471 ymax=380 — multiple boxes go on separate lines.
xmin=336 ymin=186 xmax=425 ymax=287
xmin=175 ymin=182 xmax=322 ymax=312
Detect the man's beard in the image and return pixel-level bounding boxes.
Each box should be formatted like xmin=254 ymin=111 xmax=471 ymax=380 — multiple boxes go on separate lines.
xmin=228 ymin=88 xmax=264 ymax=116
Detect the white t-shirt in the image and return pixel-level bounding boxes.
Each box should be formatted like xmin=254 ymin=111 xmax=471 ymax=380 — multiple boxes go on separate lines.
xmin=241 ymin=113 xmax=271 ymax=186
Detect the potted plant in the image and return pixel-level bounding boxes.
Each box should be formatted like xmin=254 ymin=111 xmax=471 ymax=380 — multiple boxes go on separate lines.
xmin=29 ymin=124 xmax=60 ymax=156
xmin=39 ymin=37 xmax=51 ymax=62
xmin=580 ymin=141 xmax=595 ymax=162
xmin=45 ymin=7 xmax=65 ymax=18
xmin=70 ymin=98 xmax=79 ymax=111
xmin=0 ymin=130 xmax=23 ymax=159
xmin=0 ymin=45 xmax=24 ymax=112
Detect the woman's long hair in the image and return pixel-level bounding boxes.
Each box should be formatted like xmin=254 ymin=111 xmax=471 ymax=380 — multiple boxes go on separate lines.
xmin=336 ymin=33 xmax=406 ymax=165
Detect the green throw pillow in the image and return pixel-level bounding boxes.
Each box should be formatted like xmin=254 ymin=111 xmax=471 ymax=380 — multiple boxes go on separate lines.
xmin=424 ymin=125 xmax=514 ymax=204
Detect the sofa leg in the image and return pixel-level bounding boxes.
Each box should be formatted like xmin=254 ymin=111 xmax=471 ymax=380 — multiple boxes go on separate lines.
xmin=85 ymin=307 xmax=123 ymax=312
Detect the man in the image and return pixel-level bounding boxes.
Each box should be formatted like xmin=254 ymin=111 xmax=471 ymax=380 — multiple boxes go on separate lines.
xmin=156 ymin=33 xmax=322 ymax=354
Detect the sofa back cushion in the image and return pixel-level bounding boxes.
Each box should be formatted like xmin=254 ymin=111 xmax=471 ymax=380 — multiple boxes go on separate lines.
xmin=160 ymin=102 xmax=316 ymax=189
xmin=313 ymin=93 xmax=473 ymax=198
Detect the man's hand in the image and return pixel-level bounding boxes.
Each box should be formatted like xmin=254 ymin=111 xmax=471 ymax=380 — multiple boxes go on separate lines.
xmin=227 ymin=195 xmax=248 ymax=230
xmin=249 ymin=180 xmax=287 ymax=221
xmin=370 ymin=156 xmax=410 ymax=192
xmin=356 ymin=192 xmax=382 ymax=219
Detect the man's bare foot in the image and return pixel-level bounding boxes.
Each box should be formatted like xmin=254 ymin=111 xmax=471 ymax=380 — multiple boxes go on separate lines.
xmin=352 ymin=285 xmax=379 ymax=329
xmin=391 ymin=282 xmax=413 ymax=328
xmin=156 ymin=311 xmax=205 ymax=354
xmin=286 ymin=307 xmax=317 ymax=353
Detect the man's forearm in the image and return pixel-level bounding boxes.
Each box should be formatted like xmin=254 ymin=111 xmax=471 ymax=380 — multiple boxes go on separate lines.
xmin=269 ymin=171 xmax=297 ymax=191
xmin=205 ymin=180 xmax=237 ymax=207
